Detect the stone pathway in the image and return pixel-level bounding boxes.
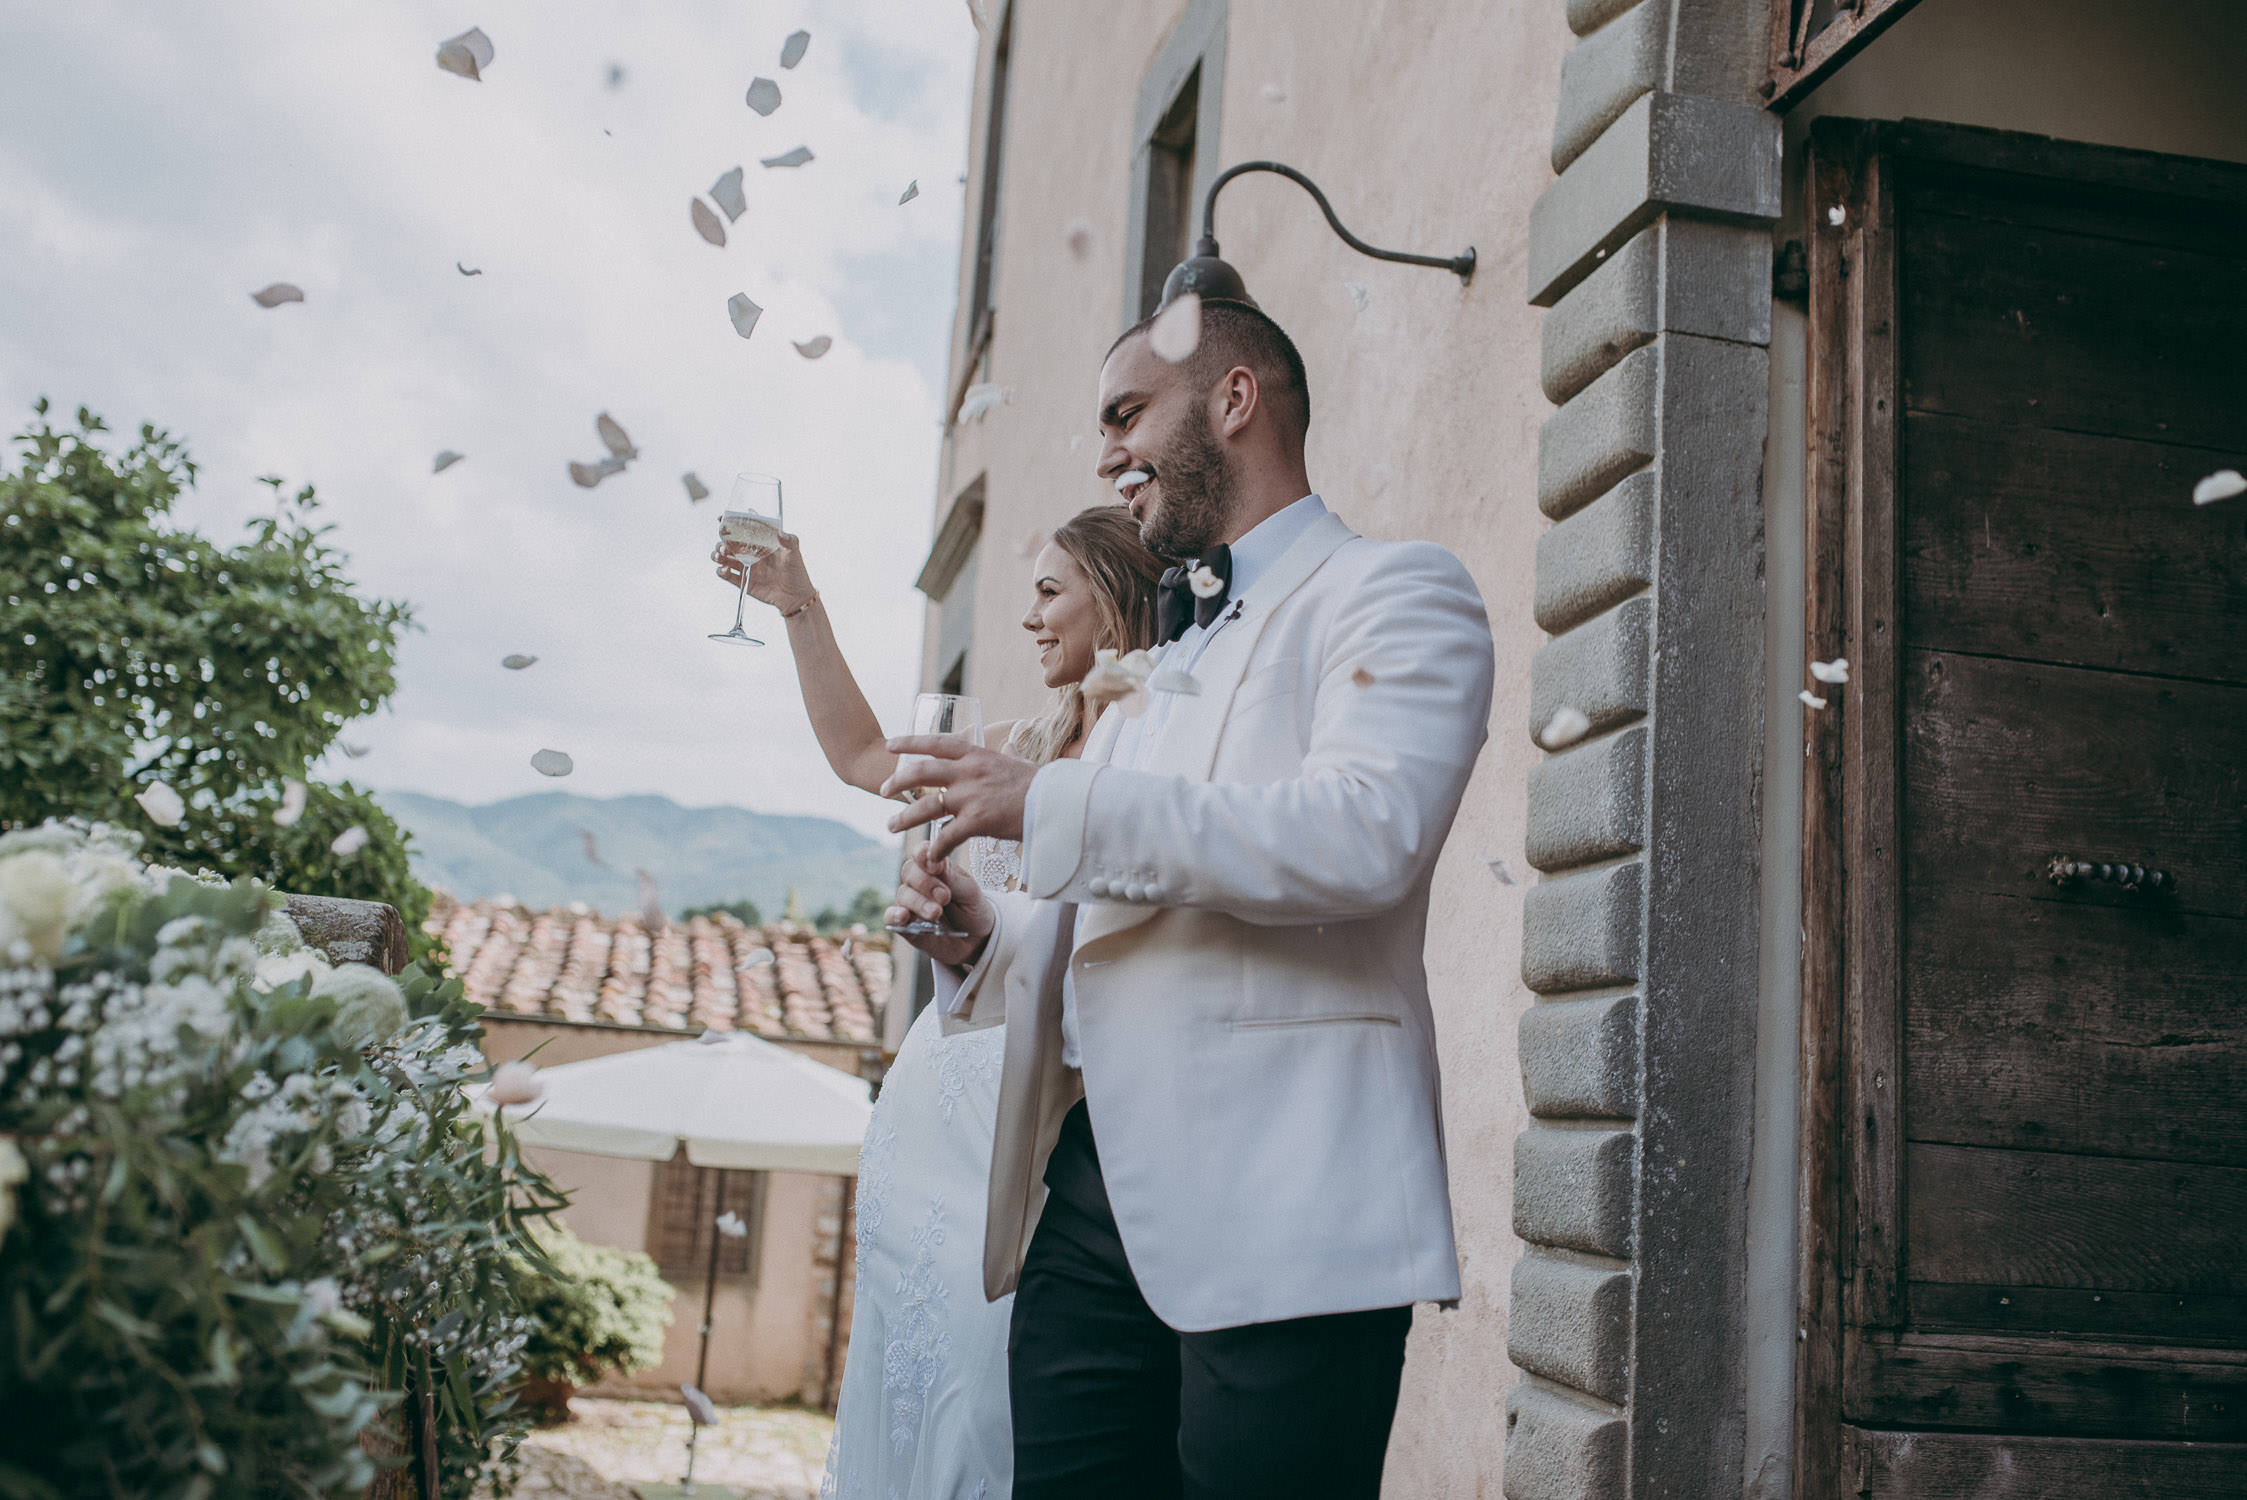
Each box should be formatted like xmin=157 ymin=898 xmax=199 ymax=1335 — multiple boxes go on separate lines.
xmin=483 ymin=1398 xmax=833 ymax=1500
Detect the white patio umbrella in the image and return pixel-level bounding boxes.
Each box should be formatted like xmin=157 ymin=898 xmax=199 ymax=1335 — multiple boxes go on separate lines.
xmin=472 ymin=1030 xmax=875 ymax=1497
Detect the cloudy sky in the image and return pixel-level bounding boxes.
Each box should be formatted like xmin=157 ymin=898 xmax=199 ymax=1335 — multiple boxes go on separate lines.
xmin=0 ymin=1 xmax=977 ymax=839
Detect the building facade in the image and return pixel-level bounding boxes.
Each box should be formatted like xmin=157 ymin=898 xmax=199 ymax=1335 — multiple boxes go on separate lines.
xmin=911 ymin=3 xmax=2247 ymax=1495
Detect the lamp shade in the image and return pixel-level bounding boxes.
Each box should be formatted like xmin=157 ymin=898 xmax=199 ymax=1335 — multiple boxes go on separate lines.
xmin=1158 ymin=234 xmax=1255 ymax=310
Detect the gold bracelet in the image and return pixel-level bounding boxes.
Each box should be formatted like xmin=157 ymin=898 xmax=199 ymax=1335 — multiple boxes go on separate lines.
xmin=781 ymin=590 xmax=821 ymax=621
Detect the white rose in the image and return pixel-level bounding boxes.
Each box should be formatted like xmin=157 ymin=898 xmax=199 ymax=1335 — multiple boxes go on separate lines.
xmin=0 ymin=852 xmax=80 ymax=965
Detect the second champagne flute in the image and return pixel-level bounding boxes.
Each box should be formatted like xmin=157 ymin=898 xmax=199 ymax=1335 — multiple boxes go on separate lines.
xmin=888 ymin=692 xmax=985 ymax=939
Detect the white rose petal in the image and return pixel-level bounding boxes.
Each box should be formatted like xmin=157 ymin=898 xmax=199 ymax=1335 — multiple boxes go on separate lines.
xmin=780 ymin=30 xmax=810 ymax=68
xmin=760 ymin=145 xmax=812 ymax=169
xmin=1148 ymin=292 xmax=1202 ymax=363
xmin=1113 ymin=469 xmax=1150 ymax=491
xmin=1147 ymin=666 xmax=1201 ymax=695
xmin=898 ymin=180 xmax=919 ymax=205
xmin=709 ymin=166 xmax=747 ymax=222
xmin=1187 ymin=564 xmax=1224 ymax=599
xmin=1826 ymin=205 xmax=1845 ymax=226
xmin=727 ymin=293 xmax=764 ymax=340
xmin=792 ymin=335 xmax=833 ymax=359
xmin=135 ymin=781 xmax=185 ymax=828
xmin=1351 ymin=667 xmax=1376 ymax=688
xmin=1799 ymin=690 xmax=1828 ymax=711
xmin=273 ymin=779 xmax=307 ymax=828
xmin=488 ymin=1059 xmax=543 ymax=1107
xmin=636 ymin=869 xmax=667 ymax=931
xmin=435 ymin=27 xmax=493 ymax=81
xmin=744 ymin=77 xmax=782 ymax=116
xmin=1345 ymin=281 xmax=1371 ymax=317
xmin=596 ymin=413 xmax=636 ymax=460
xmin=606 ymin=62 xmax=625 ymax=90
xmin=1062 ymin=218 xmax=1093 ymax=260
xmin=1538 ymin=706 xmax=1591 ymax=750
xmin=1482 ymin=855 xmax=1516 ymax=886
xmin=2193 ymin=469 xmax=2245 ymax=505
xmin=502 ymin=654 xmax=537 ymax=670
xmin=683 ymin=472 xmax=711 ymax=502
xmin=1809 ymin=658 xmax=1850 ymax=684
xmin=339 ymin=743 xmax=369 ymax=759
xmin=432 ymin=450 xmax=465 ymax=474
xmin=957 ymin=383 xmax=1008 ymax=423
xmin=330 ymin=825 xmax=369 ymax=858
xmin=691 ymin=198 xmax=727 ymax=247
xmin=681 ymin=1384 xmax=718 ymax=1427
xmin=581 ymin=829 xmax=601 ymax=865
xmin=715 ymin=1210 xmax=748 ymax=1239
xmin=531 ymin=749 xmax=574 ymax=778
xmin=1260 ymin=82 xmax=1287 ymax=102
xmin=250 ymin=283 xmax=304 ymax=309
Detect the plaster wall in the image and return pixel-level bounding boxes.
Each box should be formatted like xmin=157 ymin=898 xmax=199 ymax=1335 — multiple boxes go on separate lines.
xmin=1742 ymin=1 xmax=2247 ymax=1490
xmin=925 ymin=2 xmax=1571 ymax=1492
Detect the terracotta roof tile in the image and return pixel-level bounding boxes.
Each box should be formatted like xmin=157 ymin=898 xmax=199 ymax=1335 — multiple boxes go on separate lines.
xmin=427 ymin=895 xmax=891 ymax=1044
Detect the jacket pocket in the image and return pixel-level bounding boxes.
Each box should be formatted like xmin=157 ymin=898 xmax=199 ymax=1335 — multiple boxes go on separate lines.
xmin=1226 ymin=1013 xmax=1403 ymax=1031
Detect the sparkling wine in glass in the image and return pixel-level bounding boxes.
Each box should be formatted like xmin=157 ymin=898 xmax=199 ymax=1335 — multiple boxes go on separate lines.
xmin=710 ymin=473 xmax=784 ymax=646
xmin=887 ymin=692 xmax=985 ymax=939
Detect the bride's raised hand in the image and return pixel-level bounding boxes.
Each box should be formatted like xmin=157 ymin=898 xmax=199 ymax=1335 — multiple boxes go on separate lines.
xmin=710 ymin=531 xmax=815 ymax=615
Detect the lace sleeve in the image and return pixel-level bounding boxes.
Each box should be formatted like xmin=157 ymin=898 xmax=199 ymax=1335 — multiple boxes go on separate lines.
xmin=962 ymin=836 xmax=1024 ymax=893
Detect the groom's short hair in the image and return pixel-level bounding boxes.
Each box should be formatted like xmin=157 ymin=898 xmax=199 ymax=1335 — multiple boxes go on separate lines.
xmin=1110 ymin=298 xmax=1311 ymax=440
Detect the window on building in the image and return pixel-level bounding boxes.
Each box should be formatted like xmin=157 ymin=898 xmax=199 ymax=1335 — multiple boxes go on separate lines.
xmin=965 ymin=6 xmax=1014 ymax=350
xmin=647 ymin=1153 xmax=767 ymax=1284
xmin=1136 ymin=65 xmax=1200 ymax=321
xmin=916 ymin=474 xmax=986 ymax=698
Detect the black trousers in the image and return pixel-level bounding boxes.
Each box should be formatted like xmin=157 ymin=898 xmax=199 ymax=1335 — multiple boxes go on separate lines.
xmin=1009 ymin=1100 xmax=1413 ymax=1500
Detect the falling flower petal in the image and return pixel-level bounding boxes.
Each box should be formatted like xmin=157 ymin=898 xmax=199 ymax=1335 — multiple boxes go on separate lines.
xmin=1148 ymin=291 xmax=1202 ymax=363
xmin=681 ymin=1384 xmax=718 ymax=1427
xmin=691 ymin=197 xmax=727 ymax=247
xmin=1482 ymin=855 xmax=1516 ymax=885
xmin=745 ymin=77 xmax=782 ymax=116
xmin=1187 ymin=563 xmax=1224 ymax=599
xmin=488 ymin=1059 xmax=543 ymax=1106
xmin=793 ymin=335 xmax=833 ymax=359
xmin=780 ymin=30 xmax=810 ymax=68
xmin=330 ymin=825 xmax=370 ymax=858
xmin=1062 ymin=218 xmax=1093 ymax=259
xmin=715 ymin=1210 xmax=748 ymax=1239
xmin=1826 ymin=205 xmax=1846 ymax=226
xmin=957 ymin=383 xmax=1008 ymax=423
xmin=568 ymin=458 xmax=627 ymax=489
xmin=1344 ymin=281 xmax=1370 ymax=316
xmin=1351 ymin=666 xmax=1376 ymax=688
xmin=340 ymin=743 xmax=369 ymax=759
xmin=581 ymin=829 xmax=602 ymax=865
xmin=1809 ymin=658 xmax=1850 ymax=684
xmin=135 ymin=781 xmax=185 ymax=827
xmin=727 ymin=293 xmax=764 ymax=339
xmin=1261 ymin=82 xmax=1288 ymax=101
xmin=435 ymin=27 xmax=493 ymax=81
xmin=898 ymin=179 xmax=920 ymax=205
xmin=760 ymin=145 xmax=813 ymax=168
xmin=606 ymin=62 xmax=625 ymax=89
xmin=1082 ymin=648 xmax=1156 ymax=717
xmin=502 ymin=654 xmax=537 ymax=670
xmin=1799 ymin=689 xmax=1828 ymax=711
xmin=683 ymin=472 xmax=710 ymax=502
xmin=1148 ymin=665 xmax=1201 ymax=695
xmin=2193 ymin=468 xmax=2245 ymax=505
xmin=274 ymin=779 xmax=307 ymax=828
xmin=1538 ymin=706 xmax=1591 ymax=750
xmin=1113 ymin=469 xmax=1150 ymax=492
xmin=596 ymin=412 xmax=637 ymax=460
xmin=432 ymin=450 xmax=465 ymax=473
xmin=636 ymin=869 xmax=667 ymax=930
xmin=456 ymin=262 xmax=482 ymax=276
xmin=531 ymin=749 xmax=574 ymax=777
xmin=744 ymin=947 xmax=775 ymax=968
xmin=710 ymin=166 xmax=747 ymax=221
xmin=250 ymin=283 xmax=304 ymax=308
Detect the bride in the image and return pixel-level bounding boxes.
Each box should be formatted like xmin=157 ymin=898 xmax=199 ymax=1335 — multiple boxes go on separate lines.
xmin=715 ymin=505 xmax=1164 ymax=1500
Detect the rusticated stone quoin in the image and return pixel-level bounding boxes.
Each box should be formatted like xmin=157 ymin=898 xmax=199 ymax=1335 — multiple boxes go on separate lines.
xmin=282 ymin=893 xmax=409 ymax=975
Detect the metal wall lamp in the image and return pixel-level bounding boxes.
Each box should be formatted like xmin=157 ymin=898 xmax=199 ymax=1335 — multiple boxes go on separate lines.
xmin=1158 ymin=160 xmax=1477 ymax=310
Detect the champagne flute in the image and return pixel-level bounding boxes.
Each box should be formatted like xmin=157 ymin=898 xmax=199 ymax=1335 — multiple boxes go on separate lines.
xmin=709 ymin=473 xmax=784 ymax=646
xmin=887 ymin=692 xmax=985 ymax=939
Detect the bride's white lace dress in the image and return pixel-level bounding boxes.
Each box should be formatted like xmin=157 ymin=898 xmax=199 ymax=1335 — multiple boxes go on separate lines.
xmin=821 ymin=836 xmax=1019 ymax=1500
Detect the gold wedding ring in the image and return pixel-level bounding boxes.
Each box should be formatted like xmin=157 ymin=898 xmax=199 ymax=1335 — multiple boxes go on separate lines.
xmin=934 ymin=787 xmax=949 ymax=816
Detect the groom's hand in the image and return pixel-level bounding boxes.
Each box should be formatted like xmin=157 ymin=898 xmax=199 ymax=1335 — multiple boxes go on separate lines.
xmin=886 ymin=844 xmax=991 ymax=966
xmin=881 ymin=736 xmax=1036 ymax=862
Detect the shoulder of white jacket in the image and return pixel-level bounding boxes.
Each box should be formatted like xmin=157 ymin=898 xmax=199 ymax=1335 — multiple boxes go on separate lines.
xmin=1326 ymin=533 xmax=1483 ymax=595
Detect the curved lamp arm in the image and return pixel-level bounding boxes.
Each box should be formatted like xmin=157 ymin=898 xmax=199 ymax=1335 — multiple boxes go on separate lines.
xmin=1202 ymin=161 xmax=1477 ymax=283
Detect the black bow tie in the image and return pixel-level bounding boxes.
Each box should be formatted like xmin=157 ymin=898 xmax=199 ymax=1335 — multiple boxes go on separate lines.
xmin=1156 ymin=544 xmax=1233 ymax=645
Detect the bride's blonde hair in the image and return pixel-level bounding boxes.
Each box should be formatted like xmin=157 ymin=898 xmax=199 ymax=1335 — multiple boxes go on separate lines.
xmin=1008 ymin=507 xmax=1166 ymax=765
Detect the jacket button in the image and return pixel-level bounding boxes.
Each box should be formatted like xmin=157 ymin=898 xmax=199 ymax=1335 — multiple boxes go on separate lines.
xmin=1088 ymin=876 xmax=1112 ymax=898
xmin=1123 ymin=882 xmax=1147 ymax=902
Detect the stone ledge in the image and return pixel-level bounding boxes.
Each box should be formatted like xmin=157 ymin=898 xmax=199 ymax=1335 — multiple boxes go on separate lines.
xmin=1530 ymin=595 xmax=1652 ymax=742
xmin=1522 ymin=861 xmax=1645 ymax=995
xmin=1535 ymin=471 xmax=1653 ymax=637
xmin=1553 ymin=1 xmax=1660 ymax=174
xmin=1527 ymin=727 xmax=1648 ymax=873
xmin=1521 ymin=993 xmax=1641 ymax=1119
xmin=1528 ymin=91 xmax=1782 ymax=307
xmin=1539 ymin=344 xmax=1656 ymax=522
xmin=1510 ymin=1254 xmax=1635 ymax=1405
xmin=1505 ymin=1380 xmax=1629 ymax=1500
xmin=1565 ymin=0 xmax=1643 ymax=39
xmin=282 ymin=894 xmax=409 ymax=974
xmin=1515 ymin=1125 xmax=1637 ymax=1257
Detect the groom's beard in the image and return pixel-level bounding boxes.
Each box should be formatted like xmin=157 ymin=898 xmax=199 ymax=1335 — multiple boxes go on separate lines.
xmin=1138 ymin=409 xmax=1234 ymax=560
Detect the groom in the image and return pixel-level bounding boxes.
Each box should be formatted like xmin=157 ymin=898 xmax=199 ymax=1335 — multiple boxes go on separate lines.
xmin=885 ymin=299 xmax=1494 ymax=1499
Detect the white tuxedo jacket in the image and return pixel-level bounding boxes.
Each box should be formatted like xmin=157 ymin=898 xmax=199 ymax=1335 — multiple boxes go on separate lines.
xmin=937 ymin=504 xmax=1494 ymax=1331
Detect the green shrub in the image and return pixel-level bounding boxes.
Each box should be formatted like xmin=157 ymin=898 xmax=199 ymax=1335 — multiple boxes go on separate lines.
xmin=512 ymin=1222 xmax=673 ymax=1397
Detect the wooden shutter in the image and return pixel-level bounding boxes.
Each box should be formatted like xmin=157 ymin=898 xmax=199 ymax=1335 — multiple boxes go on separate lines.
xmin=647 ymin=1152 xmax=766 ymax=1284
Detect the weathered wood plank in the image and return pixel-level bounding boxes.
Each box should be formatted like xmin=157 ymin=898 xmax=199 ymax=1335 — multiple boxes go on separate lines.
xmin=1901 ymin=413 xmax=2247 ymax=685
xmin=1911 ymin=1281 xmax=2247 ymax=1347
xmin=1901 ymin=650 xmax=2247 ymax=920
xmin=1846 ymin=1329 xmax=2247 ymax=1440
xmin=1899 ymin=206 xmax=2247 ymax=451
xmin=1858 ymin=1427 xmax=2247 ymax=1498
xmin=1903 ymin=889 xmax=2247 ymax=1166
xmin=1907 ymin=1143 xmax=2247 ymax=1295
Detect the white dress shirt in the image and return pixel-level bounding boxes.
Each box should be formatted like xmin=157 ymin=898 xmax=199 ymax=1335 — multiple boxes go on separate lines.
xmin=1039 ymin=494 xmax=1328 ymax=1067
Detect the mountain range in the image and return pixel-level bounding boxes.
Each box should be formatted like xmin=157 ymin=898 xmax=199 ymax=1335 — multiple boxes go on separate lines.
xmin=377 ymin=791 xmax=900 ymax=921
